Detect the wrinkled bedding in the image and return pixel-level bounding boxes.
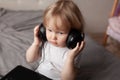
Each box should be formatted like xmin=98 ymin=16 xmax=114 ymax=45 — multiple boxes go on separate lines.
xmin=0 ymin=8 xmax=43 ymax=76
xmin=0 ymin=8 xmax=120 ymax=80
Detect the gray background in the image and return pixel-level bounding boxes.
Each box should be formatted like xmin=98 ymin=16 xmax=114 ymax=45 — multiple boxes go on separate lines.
xmin=0 ymin=0 xmax=114 ymax=33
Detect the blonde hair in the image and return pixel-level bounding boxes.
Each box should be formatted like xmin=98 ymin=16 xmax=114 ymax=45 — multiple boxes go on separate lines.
xmin=43 ymin=0 xmax=84 ymax=32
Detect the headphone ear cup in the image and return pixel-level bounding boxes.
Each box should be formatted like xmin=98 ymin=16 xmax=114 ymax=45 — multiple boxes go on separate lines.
xmin=38 ymin=24 xmax=47 ymax=42
xmin=66 ymin=29 xmax=84 ymax=49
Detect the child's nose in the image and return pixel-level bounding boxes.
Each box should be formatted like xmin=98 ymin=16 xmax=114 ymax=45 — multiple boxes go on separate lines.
xmin=51 ymin=33 xmax=57 ymax=40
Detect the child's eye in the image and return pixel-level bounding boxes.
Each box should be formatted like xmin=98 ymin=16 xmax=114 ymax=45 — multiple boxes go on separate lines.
xmin=58 ymin=32 xmax=63 ymax=34
xmin=48 ymin=29 xmax=52 ymax=32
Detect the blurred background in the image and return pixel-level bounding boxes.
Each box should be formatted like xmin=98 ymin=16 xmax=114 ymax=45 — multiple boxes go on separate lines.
xmin=0 ymin=0 xmax=119 ymax=57
xmin=0 ymin=0 xmax=113 ymax=33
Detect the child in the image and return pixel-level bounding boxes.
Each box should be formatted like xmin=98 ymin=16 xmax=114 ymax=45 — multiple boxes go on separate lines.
xmin=26 ymin=0 xmax=85 ymax=80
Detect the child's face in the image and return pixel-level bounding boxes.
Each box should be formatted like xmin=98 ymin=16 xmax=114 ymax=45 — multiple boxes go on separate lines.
xmin=45 ymin=17 xmax=70 ymax=47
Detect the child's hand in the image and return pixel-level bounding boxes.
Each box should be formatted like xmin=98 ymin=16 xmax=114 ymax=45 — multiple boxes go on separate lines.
xmin=33 ymin=25 xmax=41 ymax=46
xmin=68 ymin=41 xmax=85 ymax=59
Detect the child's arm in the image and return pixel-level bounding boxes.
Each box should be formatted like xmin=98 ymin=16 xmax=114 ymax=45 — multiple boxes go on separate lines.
xmin=26 ymin=25 xmax=42 ymax=63
xmin=61 ymin=41 xmax=85 ymax=80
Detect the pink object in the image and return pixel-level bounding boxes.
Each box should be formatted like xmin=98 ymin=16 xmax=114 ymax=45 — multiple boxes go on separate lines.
xmin=107 ymin=16 xmax=120 ymax=42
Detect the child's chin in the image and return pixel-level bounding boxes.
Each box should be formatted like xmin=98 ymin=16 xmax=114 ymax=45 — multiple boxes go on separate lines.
xmin=53 ymin=44 xmax=66 ymax=48
xmin=49 ymin=41 xmax=66 ymax=48
xmin=52 ymin=43 xmax=60 ymax=47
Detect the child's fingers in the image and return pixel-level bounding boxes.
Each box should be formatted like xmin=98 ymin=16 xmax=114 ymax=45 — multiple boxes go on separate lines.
xmin=33 ymin=25 xmax=41 ymax=45
xmin=74 ymin=41 xmax=84 ymax=50
xmin=34 ymin=25 xmax=39 ymax=32
xmin=79 ymin=41 xmax=85 ymax=51
xmin=34 ymin=25 xmax=39 ymax=37
xmin=72 ymin=42 xmax=79 ymax=51
xmin=68 ymin=41 xmax=85 ymax=58
xmin=73 ymin=41 xmax=85 ymax=52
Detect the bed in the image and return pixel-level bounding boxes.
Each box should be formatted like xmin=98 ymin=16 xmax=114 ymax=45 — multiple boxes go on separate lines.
xmin=0 ymin=8 xmax=42 ymax=76
xmin=0 ymin=5 xmax=120 ymax=80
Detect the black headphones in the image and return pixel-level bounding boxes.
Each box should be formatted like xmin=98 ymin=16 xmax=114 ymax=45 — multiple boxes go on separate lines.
xmin=38 ymin=23 xmax=84 ymax=49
